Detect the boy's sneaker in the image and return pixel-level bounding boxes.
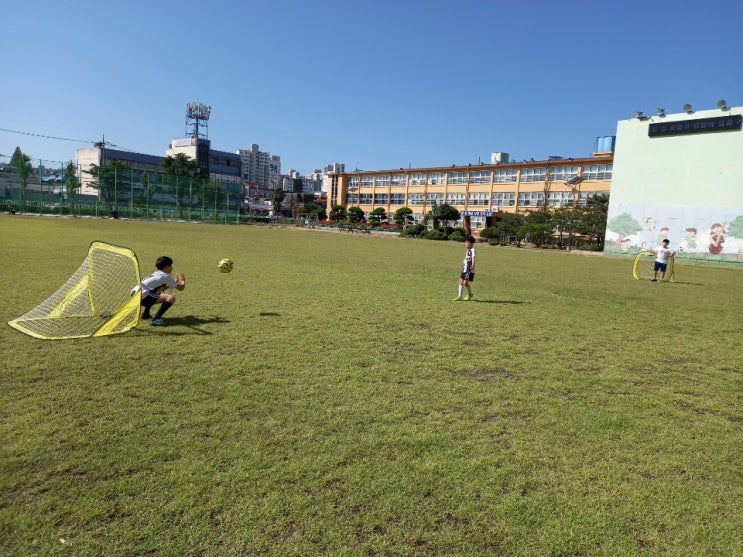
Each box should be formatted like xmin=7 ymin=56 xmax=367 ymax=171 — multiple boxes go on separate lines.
xmin=650 ymin=279 xmax=657 ymax=282
xmin=141 ymin=313 xmax=151 ymax=320
xmin=452 ymin=296 xmax=463 ymax=301
xmin=150 ymin=318 xmax=166 ymax=326
xmin=464 ymin=294 xmax=473 ymax=301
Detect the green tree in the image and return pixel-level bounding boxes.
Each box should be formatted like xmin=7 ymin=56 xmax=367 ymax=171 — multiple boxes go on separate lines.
xmin=492 ymin=213 xmax=525 ymax=241
xmin=576 ymin=193 xmax=609 ymax=247
xmin=11 ymin=149 xmax=32 ymax=210
xmin=297 ymin=202 xmax=327 ymax=221
xmin=161 ymin=153 xmax=199 ymax=177
xmin=272 ymin=187 xmax=285 ymax=216
xmin=329 ymin=204 xmax=346 ymax=222
xmin=394 ymin=206 xmax=413 ymax=226
xmin=62 ymin=161 xmax=79 ymax=209
xmin=347 ymin=206 xmax=365 ymax=223
xmin=519 ymin=222 xmax=553 ymax=246
xmin=368 ymin=207 xmax=387 ymax=225
xmin=84 ymin=160 xmax=130 ymax=204
xmin=428 ymin=203 xmax=460 ymax=229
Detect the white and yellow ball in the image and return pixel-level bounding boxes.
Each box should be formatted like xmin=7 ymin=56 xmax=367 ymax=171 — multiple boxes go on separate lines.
xmin=218 ymin=258 xmax=234 ymax=273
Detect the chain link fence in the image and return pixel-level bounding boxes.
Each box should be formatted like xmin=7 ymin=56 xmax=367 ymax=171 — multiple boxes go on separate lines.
xmin=0 ymin=155 xmax=242 ymax=223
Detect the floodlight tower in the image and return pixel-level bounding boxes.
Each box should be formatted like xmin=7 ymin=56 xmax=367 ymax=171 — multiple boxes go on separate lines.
xmin=185 ymin=102 xmax=211 ymax=140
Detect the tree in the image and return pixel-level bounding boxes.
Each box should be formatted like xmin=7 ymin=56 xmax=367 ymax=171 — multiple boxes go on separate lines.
xmin=272 ymin=187 xmax=285 ymax=216
xmin=11 ymin=148 xmax=32 ymax=210
xmin=347 ymin=206 xmax=365 ymax=223
xmin=297 ymin=202 xmax=327 ymax=221
xmin=430 ymin=203 xmax=460 ymax=229
xmin=329 ymin=204 xmax=346 ymax=222
xmin=84 ymin=160 xmax=130 ymax=204
xmin=368 ymin=207 xmax=387 ymax=225
xmin=576 ymin=193 xmax=609 ymax=246
xmin=492 ymin=213 xmax=525 ymax=241
xmin=63 ymin=161 xmax=79 ymax=207
xmin=394 ymin=206 xmax=413 ymax=226
xmin=161 ymin=153 xmax=199 ymax=177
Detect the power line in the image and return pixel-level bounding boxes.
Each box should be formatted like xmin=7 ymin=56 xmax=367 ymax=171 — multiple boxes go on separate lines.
xmin=0 ymin=127 xmax=97 ymax=144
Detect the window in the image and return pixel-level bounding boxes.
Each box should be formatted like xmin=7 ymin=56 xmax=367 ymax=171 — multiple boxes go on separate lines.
xmin=470 ymin=216 xmax=486 ymax=229
xmin=409 ymin=173 xmax=425 ymax=186
xmin=375 ymin=175 xmax=390 ymax=187
xmin=493 ymin=192 xmax=515 ymax=207
xmin=348 ymin=177 xmax=359 ymax=188
xmin=374 ymin=193 xmax=388 ymax=204
xmin=446 ymin=193 xmax=466 ymax=205
xmin=517 ymin=191 xmax=544 ymax=206
xmin=390 ymin=193 xmax=405 ymax=205
xmin=548 ymin=165 xmax=578 ymax=182
xmin=520 ymin=167 xmax=546 ymax=182
xmin=428 ymin=172 xmax=445 ymax=185
xmin=408 ymin=193 xmax=424 ymax=205
xmin=347 ymin=193 xmax=359 ymax=204
xmin=359 ymin=194 xmax=373 ymax=204
xmin=547 ymin=191 xmax=572 ymax=207
xmin=448 ymin=171 xmax=467 ymax=184
xmin=582 ymin=164 xmax=613 ymax=180
xmin=391 ymin=174 xmax=406 ymax=186
xmin=426 ymin=193 xmax=444 ymax=204
xmin=468 ymin=192 xmax=490 ymax=206
xmin=470 ymin=170 xmax=491 ymax=184
xmin=360 ymin=176 xmax=373 ymax=187
xmin=494 ymin=169 xmax=518 ymax=183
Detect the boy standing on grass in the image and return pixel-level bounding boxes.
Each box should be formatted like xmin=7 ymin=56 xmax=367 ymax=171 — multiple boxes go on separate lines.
xmin=651 ymin=239 xmax=675 ymax=282
xmin=453 ymin=235 xmax=476 ymax=301
xmin=137 ymin=256 xmax=186 ymax=326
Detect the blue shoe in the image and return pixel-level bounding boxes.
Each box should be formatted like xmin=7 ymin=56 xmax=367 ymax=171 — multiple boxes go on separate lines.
xmin=150 ymin=318 xmax=166 ymax=326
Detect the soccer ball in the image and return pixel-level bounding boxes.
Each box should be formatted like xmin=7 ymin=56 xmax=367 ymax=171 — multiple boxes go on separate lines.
xmin=218 ymin=258 xmax=234 ymax=273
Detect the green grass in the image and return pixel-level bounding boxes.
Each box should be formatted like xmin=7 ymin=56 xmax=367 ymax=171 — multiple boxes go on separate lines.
xmin=1 ymin=216 xmax=742 ymax=556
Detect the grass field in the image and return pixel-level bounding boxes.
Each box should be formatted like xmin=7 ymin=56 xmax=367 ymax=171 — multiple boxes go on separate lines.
xmin=1 ymin=215 xmax=742 ymax=556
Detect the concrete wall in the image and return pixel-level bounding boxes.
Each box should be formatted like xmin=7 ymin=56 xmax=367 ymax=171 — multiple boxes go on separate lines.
xmin=605 ymin=106 xmax=743 ymax=264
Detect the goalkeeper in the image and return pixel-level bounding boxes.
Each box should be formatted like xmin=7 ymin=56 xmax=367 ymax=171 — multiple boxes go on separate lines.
xmin=136 ymin=256 xmax=186 ymax=326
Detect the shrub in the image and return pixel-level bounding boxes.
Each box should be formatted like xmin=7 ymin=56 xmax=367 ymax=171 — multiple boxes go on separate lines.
xmin=449 ymin=230 xmax=466 ymax=242
xmin=400 ymin=224 xmax=425 ymax=237
xmin=424 ymin=229 xmax=448 ymax=241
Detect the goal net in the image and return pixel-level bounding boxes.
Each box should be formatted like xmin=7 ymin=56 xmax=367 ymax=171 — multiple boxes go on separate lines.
xmin=8 ymin=241 xmax=141 ymax=339
xmin=632 ymin=250 xmax=675 ymax=282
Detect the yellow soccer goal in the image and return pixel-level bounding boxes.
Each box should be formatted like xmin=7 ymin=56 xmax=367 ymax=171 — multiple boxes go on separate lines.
xmin=8 ymin=241 xmax=141 ymax=339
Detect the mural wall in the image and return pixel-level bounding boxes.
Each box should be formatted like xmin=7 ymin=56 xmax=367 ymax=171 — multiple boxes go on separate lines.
xmin=604 ymin=105 xmax=743 ymax=265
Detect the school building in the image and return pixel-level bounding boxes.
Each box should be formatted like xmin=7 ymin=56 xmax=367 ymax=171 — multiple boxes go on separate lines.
xmin=324 ymin=148 xmax=614 ymax=233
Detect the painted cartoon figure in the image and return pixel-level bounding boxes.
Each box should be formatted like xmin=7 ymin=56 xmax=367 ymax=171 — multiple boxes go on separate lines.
xmin=709 ymin=223 xmax=725 ymax=255
xmin=641 ymin=217 xmax=656 ymax=250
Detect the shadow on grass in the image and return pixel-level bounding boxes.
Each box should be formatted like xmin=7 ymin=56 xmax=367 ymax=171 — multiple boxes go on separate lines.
xmin=471 ymin=299 xmax=529 ymax=304
xmin=259 ymin=312 xmax=281 ymax=316
xmin=137 ymin=314 xmax=229 ymax=335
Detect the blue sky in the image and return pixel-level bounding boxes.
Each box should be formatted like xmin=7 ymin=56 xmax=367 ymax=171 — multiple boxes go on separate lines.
xmin=2 ymin=0 xmax=742 ymax=174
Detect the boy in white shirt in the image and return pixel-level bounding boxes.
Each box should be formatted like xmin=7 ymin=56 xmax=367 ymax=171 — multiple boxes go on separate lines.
xmin=453 ymin=236 xmax=476 ymax=301
xmin=651 ymin=239 xmax=675 ymax=282
xmin=138 ymin=256 xmax=186 ymax=325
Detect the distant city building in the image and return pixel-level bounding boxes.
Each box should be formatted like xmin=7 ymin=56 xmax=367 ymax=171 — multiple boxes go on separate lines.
xmin=238 ymin=144 xmax=281 ymax=190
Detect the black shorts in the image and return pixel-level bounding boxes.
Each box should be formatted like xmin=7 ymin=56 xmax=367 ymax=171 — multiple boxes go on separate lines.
xmin=141 ymin=295 xmax=159 ymax=311
xmin=460 ymin=271 xmax=475 ymax=282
